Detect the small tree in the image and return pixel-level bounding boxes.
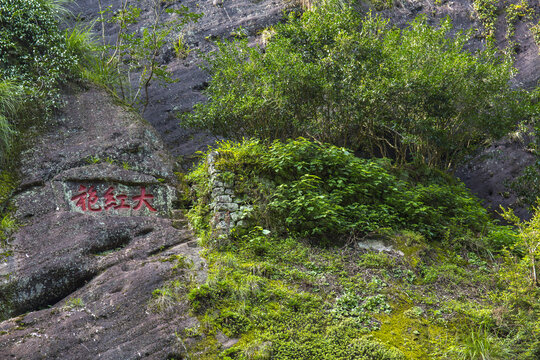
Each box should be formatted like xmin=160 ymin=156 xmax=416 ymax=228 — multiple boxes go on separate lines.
xmin=94 ymin=0 xmax=201 ymax=112
xmin=501 ymin=206 xmax=540 ymax=286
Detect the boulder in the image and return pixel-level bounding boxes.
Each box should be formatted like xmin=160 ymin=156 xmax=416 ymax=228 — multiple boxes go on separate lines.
xmin=0 ymin=86 xmax=206 ymax=359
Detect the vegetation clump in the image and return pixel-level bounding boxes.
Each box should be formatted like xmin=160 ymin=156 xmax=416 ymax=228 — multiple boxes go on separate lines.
xmin=0 ymin=0 xmax=92 ymax=164
xmin=188 ymin=138 xmax=491 ymax=243
xmin=183 ymin=1 xmax=530 ymax=168
xmin=473 ymin=0 xmax=499 ymax=39
xmin=532 ymin=22 xmax=540 ymax=52
xmin=506 ymin=0 xmax=534 ymax=39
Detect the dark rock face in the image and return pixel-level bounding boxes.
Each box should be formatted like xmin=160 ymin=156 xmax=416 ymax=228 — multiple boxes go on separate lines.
xmin=0 ymin=86 xmax=206 ymax=359
xmin=455 ymin=134 xmax=536 ymax=220
xmin=0 ymin=240 xmax=203 ymax=359
xmin=68 ymin=0 xmax=288 ymax=160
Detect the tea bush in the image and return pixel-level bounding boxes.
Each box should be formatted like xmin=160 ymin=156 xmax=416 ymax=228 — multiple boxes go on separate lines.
xmin=0 ymin=0 xmax=85 ymax=107
xmin=188 ymin=138 xmax=491 ymax=243
xmin=183 ymin=0 xmax=529 ymax=168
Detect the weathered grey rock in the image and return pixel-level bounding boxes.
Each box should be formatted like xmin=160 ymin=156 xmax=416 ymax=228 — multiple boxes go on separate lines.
xmin=0 ymin=241 xmax=204 ymax=360
xmin=0 ymin=86 xmax=206 ymax=358
xmin=214 ymin=194 xmax=232 ymax=204
xmin=455 ymin=132 xmax=536 ymax=220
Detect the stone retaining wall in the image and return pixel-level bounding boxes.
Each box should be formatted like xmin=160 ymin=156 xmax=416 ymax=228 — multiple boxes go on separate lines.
xmin=207 ymin=151 xmax=252 ymax=235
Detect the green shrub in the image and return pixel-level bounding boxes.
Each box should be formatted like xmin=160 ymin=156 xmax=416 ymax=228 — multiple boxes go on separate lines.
xmin=183 ymin=1 xmax=529 ymax=168
xmin=0 ymin=0 xmax=83 ymax=108
xmin=501 ymin=206 xmax=540 ymax=286
xmin=190 ymin=138 xmax=491 ymax=243
xmin=0 ymin=0 xmax=91 ymax=164
xmin=484 ymin=225 xmax=520 ymax=251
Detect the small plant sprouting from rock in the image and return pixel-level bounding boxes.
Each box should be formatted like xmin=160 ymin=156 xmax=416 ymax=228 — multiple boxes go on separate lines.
xmin=63 ymin=297 xmax=85 ymax=311
xmin=0 ymin=214 xmax=17 ymax=243
xmin=151 ymin=280 xmax=186 ymax=313
xmin=174 ymin=34 xmax=192 ymax=59
xmin=371 ymin=0 xmax=393 ymax=11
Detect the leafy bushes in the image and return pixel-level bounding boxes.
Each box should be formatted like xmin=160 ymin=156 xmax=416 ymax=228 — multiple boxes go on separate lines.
xmin=183 ymin=1 xmax=528 ymax=167
xmin=189 ymin=138 xmax=491 ymax=243
xmin=0 ymin=0 xmax=84 ymax=106
xmin=0 ymin=0 xmax=90 ymax=163
xmin=184 ymin=139 xmax=540 ymax=358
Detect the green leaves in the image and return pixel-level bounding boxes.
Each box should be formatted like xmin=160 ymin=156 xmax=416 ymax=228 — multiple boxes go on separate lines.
xmin=0 ymin=0 xmax=81 ymax=98
xmin=183 ymin=0 xmax=530 ymax=168
xmin=0 ymin=1 xmax=91 ymax=164
xmin=191 ymin=138 xmax=491 ymax=243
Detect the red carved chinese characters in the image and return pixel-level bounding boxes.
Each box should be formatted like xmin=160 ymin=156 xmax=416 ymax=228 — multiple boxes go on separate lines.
xmin=103 ymin=187 xmax=130 ymax=210
xmin=71 ymin=185 xmax=89 ymax=211
xmin=103 ymin=187 xmax=117 ymax=210
xmin=71 ymin=185 xmax=101 ymax=212
xmin=114 ymin=194 xmax=130 ymax=210
xmin=87 ymin=186 xmax=101 ymax=212
xmin=132 ymin=187 xmax=157 ymax=212
xmin=71 ymin=185 xmax=157 ymax=213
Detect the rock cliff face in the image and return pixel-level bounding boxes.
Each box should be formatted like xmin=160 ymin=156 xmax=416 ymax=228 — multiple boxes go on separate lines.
xmin=0 ymin=86 xmax=206 ymax=359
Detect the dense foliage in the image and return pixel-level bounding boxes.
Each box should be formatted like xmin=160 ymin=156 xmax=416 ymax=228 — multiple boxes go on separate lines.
xmin=183 ymin=1 xmax=529 ymax=168
xmin=0 ymin=0 xmax=84 ymax=104
xmin=0 ymin=0 xmax=90 ymax=164
xmin=189 ymin=138 xmax=491 ymax=244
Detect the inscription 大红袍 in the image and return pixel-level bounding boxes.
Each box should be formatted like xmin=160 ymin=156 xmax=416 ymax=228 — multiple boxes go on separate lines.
xmin=70 ymin=185 xmax=157 ymax=212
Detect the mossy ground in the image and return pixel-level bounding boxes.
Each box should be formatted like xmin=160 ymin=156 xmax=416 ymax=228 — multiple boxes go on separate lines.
xmin=176 ymin=227 xmax=524 ymax=359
